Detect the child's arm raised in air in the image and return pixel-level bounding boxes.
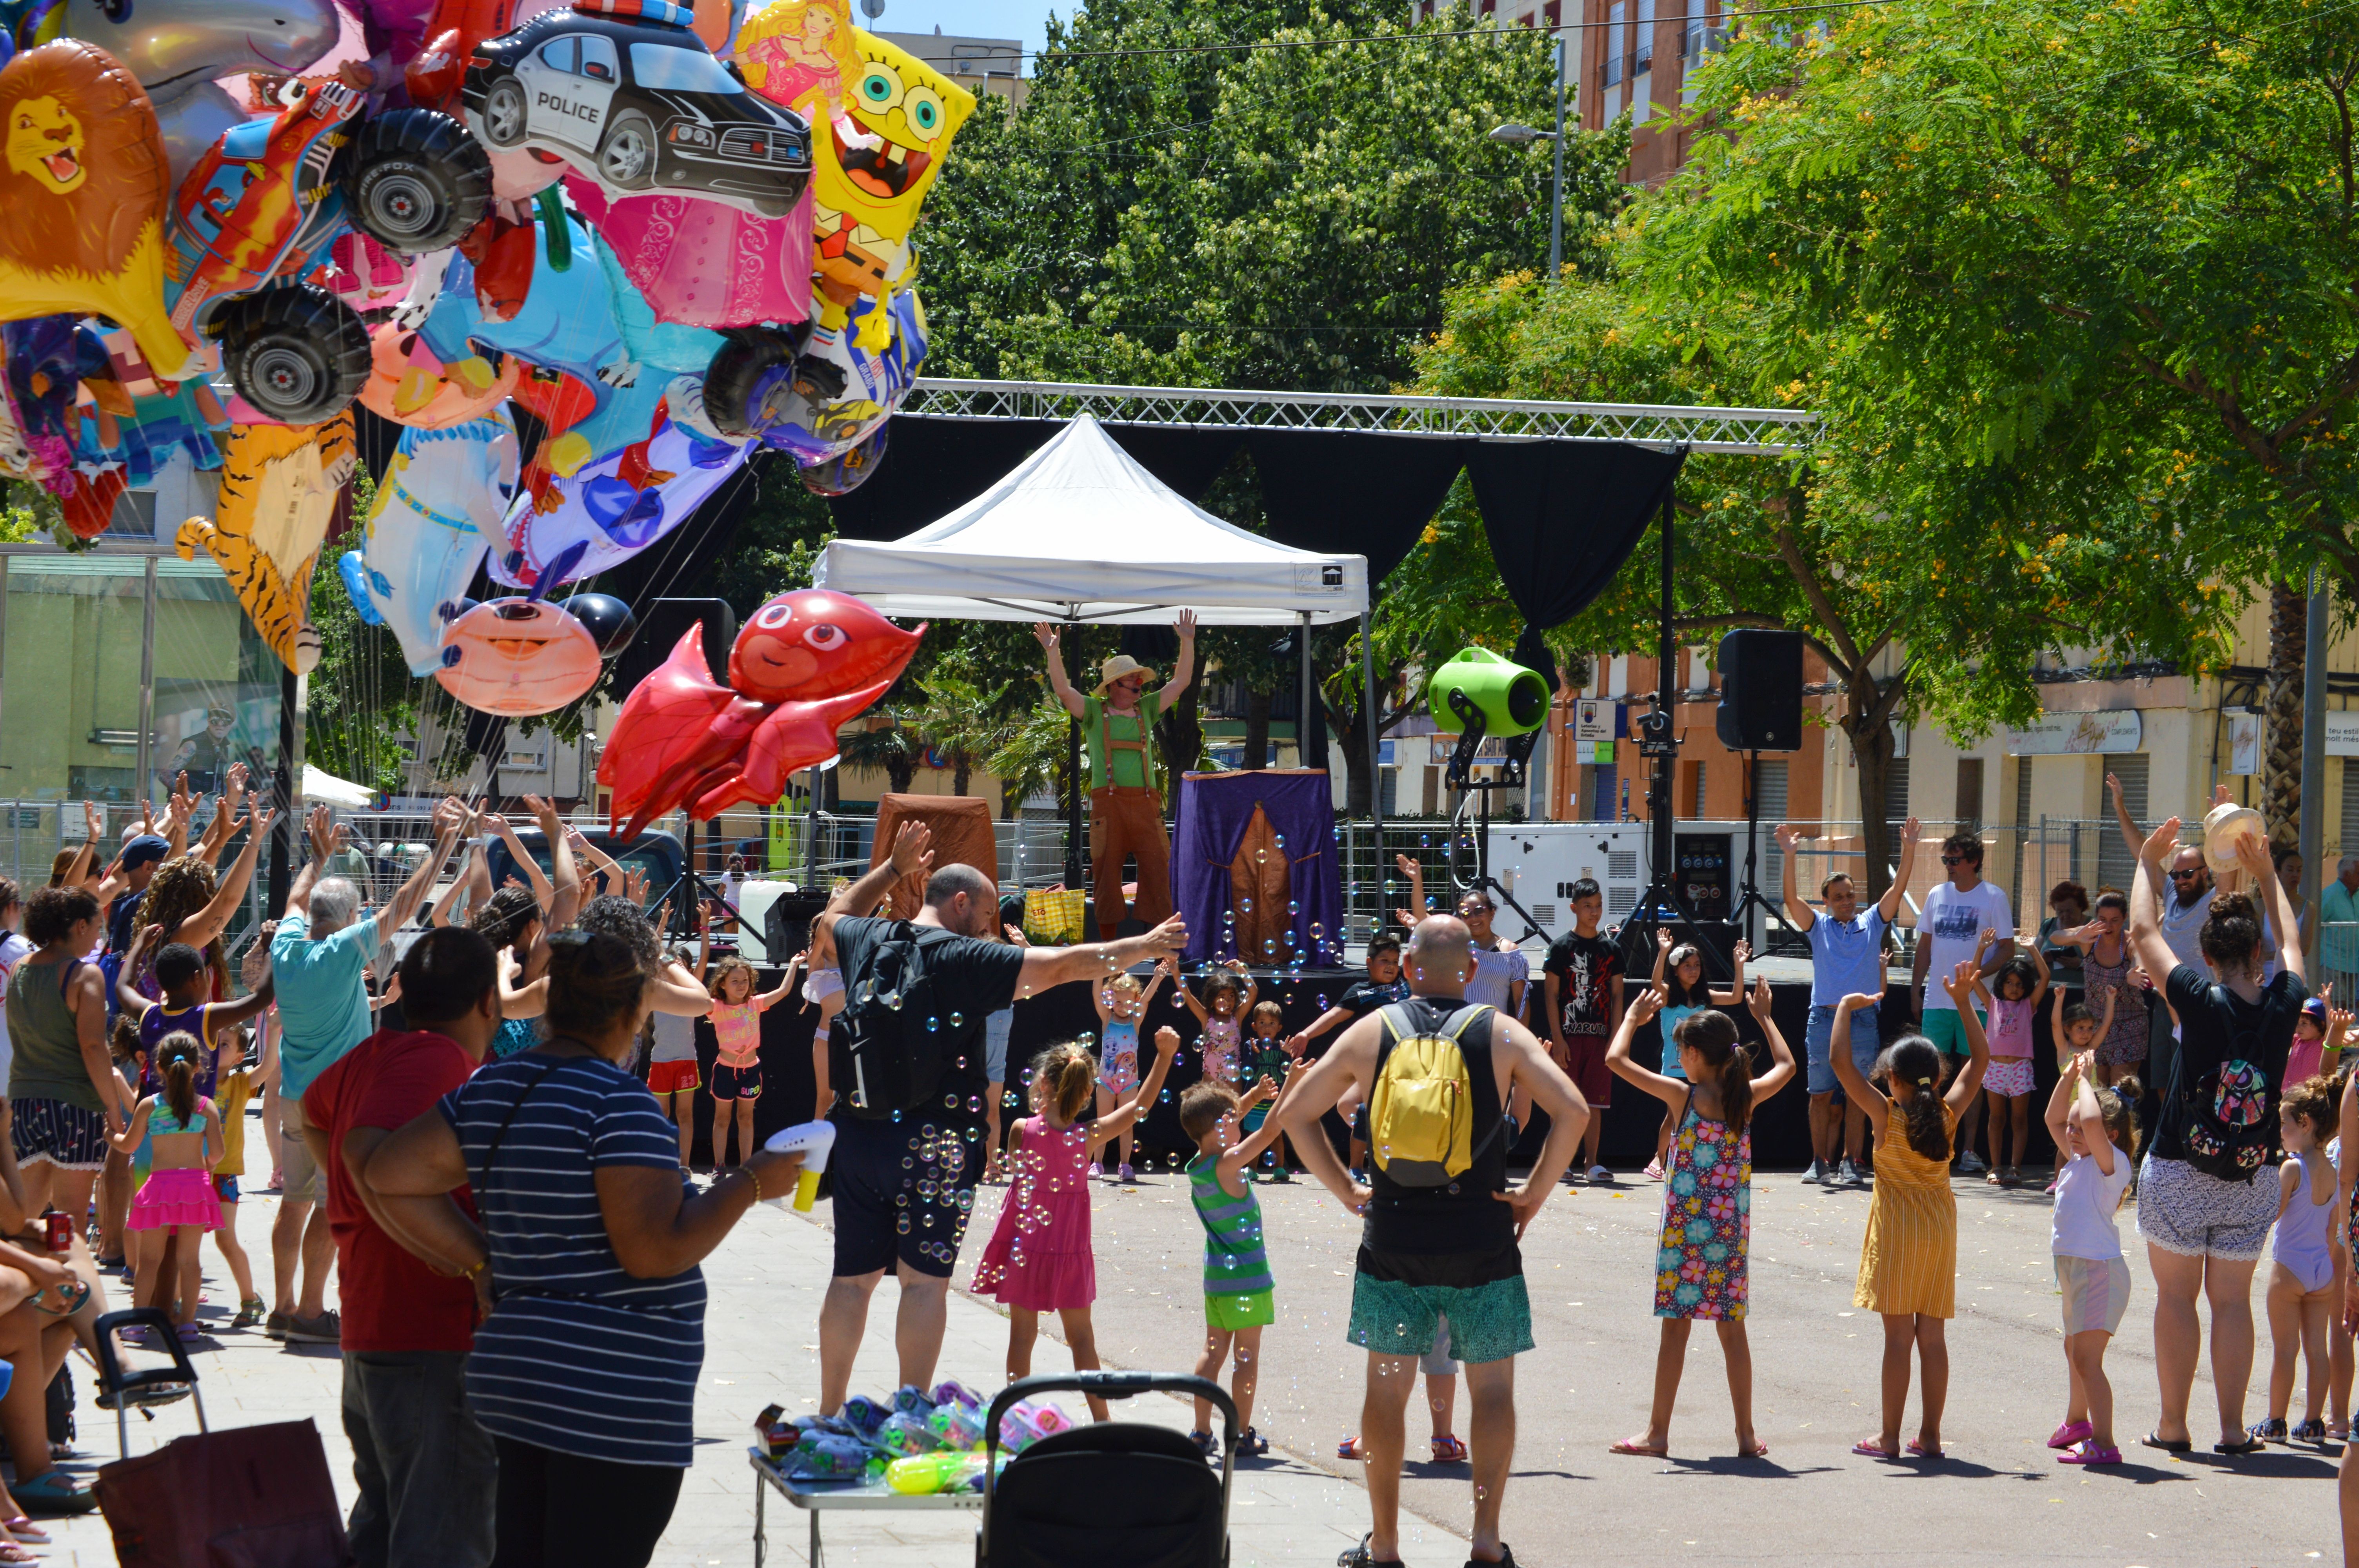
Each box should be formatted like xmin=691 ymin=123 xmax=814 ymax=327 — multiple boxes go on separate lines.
xmin=107 ymin=1099 xmax=153 ymax=1155
xmin=1176 ymin=975 xmax=1210 ymax=1022
xmin=1650 ymin=925 xmax=1672 ymax=991
xmin=1741 ymin=977 xmax=1797 ymax=1099
xmin=1088 ymin=1028 xmax=1181 ymax=1154
xmin=1829 ymin=993 xmax=1891 ymax=1140
xmin=1603 ymin=985 xmax=1683 ymax=1108
xmin=2326 ymin=987 xmax=2350 ymax=1076
xmin=1708 ymin=939 xmax=1750 ymax=1007
xmin=2043 ymin=1050 xmax=2079 ymax=1155
xmin=1941 ymin=959 xmax=1992 ymax=1113
xmin=2022 ymin=933 xmax=2052 ymax=1009
xmin=1219 ymin=1067 xmax=1301 ymax=1182
xmin=2068 ymin=1052 xmax=2117 ymax=1178
xmin=113 ymin=922 xmax=162 ymax=1018
xmin=1967 ymin=928 xmax=1997 ymax=1009
xmin=1234 ymin=962 xmax=1259 ymax=1016
xmin=756 ymin=953 xmax=804 ymax=1010
xmin=1139 ymin=957 xmax=1171 ymax=1015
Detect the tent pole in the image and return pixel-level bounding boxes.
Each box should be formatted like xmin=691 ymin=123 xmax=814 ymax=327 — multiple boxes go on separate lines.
xmin=1298 ymin=612 xmax=1313 ymax=771
xmin=1361 ymin=608 xmax=1381 ymax=950
xmin=1065 ymin=613 xmax=1085 ymax=891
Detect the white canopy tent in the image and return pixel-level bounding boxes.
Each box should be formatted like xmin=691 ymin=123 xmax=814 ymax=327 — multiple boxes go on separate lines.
xmin=814 ymin=413 xmax=1381 ymax=886
xmin=814 ymin=414 xmax=1369 ymax=625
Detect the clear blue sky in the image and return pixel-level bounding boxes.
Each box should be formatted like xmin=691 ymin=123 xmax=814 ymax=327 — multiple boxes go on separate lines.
xmin=864 ymin=0 xmax=1060 ymax=60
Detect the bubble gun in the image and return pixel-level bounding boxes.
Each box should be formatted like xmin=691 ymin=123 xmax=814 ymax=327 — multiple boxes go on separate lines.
xmin=763 ymin=1120 xmax=836 ymax=1210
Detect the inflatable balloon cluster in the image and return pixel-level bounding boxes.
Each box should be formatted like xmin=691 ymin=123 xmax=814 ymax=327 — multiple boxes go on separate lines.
xmin=0 ymin=0 xmax=956 ymax=744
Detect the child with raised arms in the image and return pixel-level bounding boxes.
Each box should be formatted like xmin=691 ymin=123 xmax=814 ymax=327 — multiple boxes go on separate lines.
xmin=1968 ymin=927 xmax=2048 ymax=1187
xmin=1178 ymin=1062 xmax=1303 ymax=1460
xmin=1088 ymin=959 xmax=1167 ymax=1182
xmin=2043 ymin=1050 xmax=2139 ymax=1465
xmin=2254 ymin=1076 xmax=2344 ymax=1444
xmin=2043 ymin=980 xmax=2116 ymax=1194
xmin=970 ymin=1028 xmax=1180 ymax=1421
xmin=705 ymin=953 xmax=798 ymax=1173
xmin=1643 ymin=927 xmax=1748 ymax=1180
xmin=109 ymin=1032 xmax=223 ymax=1340
xmin=1832 ymin=960 xmax=1988 ymax=1461
xmin=1605 ymin=976 xmax=1794 ymax=1459
xmin=1180 ymin=958 xmax=1257 ymax=1086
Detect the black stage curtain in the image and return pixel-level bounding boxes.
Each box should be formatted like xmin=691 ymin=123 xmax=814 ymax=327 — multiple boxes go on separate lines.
xmin=826 ymin=419 xmax=1684 ymax=637
xmin=1244 ymin=430 xmax=1470 ymax=587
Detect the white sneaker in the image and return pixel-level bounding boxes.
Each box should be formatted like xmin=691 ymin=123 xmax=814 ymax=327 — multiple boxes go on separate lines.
xmin=1801 ymin=1159 xmax=1828 ymax=1184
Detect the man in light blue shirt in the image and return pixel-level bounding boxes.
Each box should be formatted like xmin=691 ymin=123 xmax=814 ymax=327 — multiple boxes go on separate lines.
xmin=2322 ymin=856 xmax=2359 ymax=1004
xmin=267 ymin=799 xmax=465 ymax=1343
xmin=1781 ymin=816 xmax=1919 ymax=1189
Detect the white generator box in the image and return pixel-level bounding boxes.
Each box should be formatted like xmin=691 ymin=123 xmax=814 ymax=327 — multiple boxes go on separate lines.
xmin=1478 ymin=820 xmax=1778 ymax=946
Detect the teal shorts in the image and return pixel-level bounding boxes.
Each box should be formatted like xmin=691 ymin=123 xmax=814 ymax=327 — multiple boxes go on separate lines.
xmin=1207 ymin=1289 xmax=1274 ymax=1331
xmin=1923 ymin=1007 xmax=1984 ymax=1059
xmin=1348 ymin=1271 xmax=1533 ymax=1366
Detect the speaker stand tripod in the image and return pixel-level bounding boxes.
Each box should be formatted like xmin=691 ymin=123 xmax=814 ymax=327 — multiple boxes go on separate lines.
xmin=1727 ymin=749 xmax=1801 ymax=956
xmin=1439 ymin=692 xmax=1549 ymax=947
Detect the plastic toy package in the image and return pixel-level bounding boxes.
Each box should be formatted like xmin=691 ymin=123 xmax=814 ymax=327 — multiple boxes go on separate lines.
xmin=751 ymin=1382 xmax=1075 ymax=1493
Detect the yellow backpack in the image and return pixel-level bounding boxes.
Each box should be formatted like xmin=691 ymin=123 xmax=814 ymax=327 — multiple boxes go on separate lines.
xmin=1369 ymin=1002 xmax=1496 ymax=1187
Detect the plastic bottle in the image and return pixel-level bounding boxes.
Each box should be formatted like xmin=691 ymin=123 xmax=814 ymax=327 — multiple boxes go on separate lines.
xmin=876 ymin=1412 xmax=941 ymax=1456
xmin=761 ymin=1120 xmax=836 ymax=1210
xmin=885 ymin=1450 xmax=985 ymax=1496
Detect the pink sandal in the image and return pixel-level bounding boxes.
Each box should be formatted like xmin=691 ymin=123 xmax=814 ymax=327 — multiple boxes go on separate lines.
xmin=2046 ymin=1420 xmax=2093 ymax=1450
xmin=2059 ymin=1441 xmax=2122 ymax=1465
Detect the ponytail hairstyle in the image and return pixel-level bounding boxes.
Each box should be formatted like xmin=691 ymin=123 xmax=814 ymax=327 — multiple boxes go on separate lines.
xmin=1031 ymin=1042 xmax=1096 ymax=1123
xmin=2199 ymin=891 xmax=2266 ymax=980
xmin=542 ymin=930 xmax=651 ymax=1042
xmin=1873 ymin=1034 xmax=1951 ymax=1162
xmin=1672 ymin=1009 xmax=1753 ymax=1134
xmin=155 ymin=1029 xmax=201 ymax=1131
xmin=1663 ymin=944 xmax=1706 ymax=1008
xmin=2280 ymin=1075 xmax=2337 ymax=1143
xmin=2090 ymin=1076 xmax=2142 ymax=1170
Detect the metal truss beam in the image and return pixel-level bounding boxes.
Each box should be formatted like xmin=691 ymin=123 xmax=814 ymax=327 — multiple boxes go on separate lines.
xmin=903 ymin=377 xmax=1814 ymax=455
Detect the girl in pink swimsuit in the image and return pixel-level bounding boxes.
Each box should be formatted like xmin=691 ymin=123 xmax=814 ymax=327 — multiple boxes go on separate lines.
xmin=1180 ymin=961 xmax=1257 ymax=1087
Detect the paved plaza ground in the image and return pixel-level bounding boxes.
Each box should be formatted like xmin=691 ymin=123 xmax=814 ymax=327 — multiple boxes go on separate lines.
xmin=18 ymin=1157 xmax=2355 ymax=1567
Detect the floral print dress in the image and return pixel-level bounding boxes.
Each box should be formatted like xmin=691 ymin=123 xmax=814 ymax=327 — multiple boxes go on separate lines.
xmin=1654 ymin=1094 xmax=1752 ymax=1320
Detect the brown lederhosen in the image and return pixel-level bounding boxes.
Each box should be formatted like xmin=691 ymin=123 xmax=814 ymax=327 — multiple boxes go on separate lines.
xmin=1090 ymin=706 xmax=1172 ymax=940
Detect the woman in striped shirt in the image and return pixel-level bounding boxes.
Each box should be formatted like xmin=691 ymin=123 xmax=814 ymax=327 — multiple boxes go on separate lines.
xmin=364 ymin=927 xmax=807 ymax=1568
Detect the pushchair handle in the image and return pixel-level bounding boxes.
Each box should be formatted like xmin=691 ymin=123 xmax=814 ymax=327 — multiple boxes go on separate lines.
xmin=981 ymin=1371 xmax=1238 ymax=1497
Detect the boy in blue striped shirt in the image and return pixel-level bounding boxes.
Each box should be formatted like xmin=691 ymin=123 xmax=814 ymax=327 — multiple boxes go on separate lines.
xmin=1179 ymin=1064 xmax=1301 ymax=1460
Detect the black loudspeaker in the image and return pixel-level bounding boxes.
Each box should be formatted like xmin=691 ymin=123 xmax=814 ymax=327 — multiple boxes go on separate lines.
xmin=1714 ymin=628 xmax=1805 ymax=751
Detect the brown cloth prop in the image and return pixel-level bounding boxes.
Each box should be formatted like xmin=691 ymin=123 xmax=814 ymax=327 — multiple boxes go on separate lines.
xmin=870 ymin=793 xmax=998 ymax=918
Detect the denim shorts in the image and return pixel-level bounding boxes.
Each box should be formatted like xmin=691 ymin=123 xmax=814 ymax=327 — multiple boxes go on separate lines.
xmin=1805 ymin=1004 xmax=1881 ymax=1095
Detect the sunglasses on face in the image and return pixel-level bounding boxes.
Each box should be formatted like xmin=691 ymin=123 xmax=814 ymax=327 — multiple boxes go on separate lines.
xmin=1940 ymin=854 xmax=1972 ymax=867
xmin=2168 ymin=868 xmax=2201 ymax=881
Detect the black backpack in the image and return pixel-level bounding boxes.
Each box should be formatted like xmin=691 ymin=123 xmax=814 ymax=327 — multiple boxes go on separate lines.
xmin=832 ymin=922 xmax=950 ymax=1120
xmin=2178 ymin=997 xmax=2286 ymax=1183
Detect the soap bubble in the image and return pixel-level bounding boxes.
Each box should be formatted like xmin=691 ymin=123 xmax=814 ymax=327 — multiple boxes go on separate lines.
xmin=1288 ymin=900 xmax=1301 ymax=917
xmin=925 ymin=1016 xmax=939 ymax=1033
xmin=1240 ymin=899 xmax=1255 ymax=913
xmin=949 ymin=1012 xmax=965 ymax=1029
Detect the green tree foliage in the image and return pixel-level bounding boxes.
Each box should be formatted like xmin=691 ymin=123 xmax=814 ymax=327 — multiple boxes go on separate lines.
xmin=1641 ymin=0 xmax=2359 ymax=842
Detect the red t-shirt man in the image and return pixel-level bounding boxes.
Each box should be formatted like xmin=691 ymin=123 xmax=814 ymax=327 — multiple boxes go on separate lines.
xmin=304 ymin=1029 xmax=480 ymax=1351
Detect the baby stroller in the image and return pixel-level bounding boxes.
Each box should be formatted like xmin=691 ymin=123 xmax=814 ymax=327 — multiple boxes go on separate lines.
xmin=978 ymin=1371 xmax=1236 ymax=1568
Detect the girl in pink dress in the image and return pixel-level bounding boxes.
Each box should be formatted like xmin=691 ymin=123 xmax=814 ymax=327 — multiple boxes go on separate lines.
xmin=972 ymin=1027 xmax=1181 ymax=1420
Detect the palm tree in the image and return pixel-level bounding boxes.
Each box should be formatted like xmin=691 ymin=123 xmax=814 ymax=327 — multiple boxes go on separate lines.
xmin=989 ymin=697 xmax=1072 ymax=821
xmin=835 ymin=709 xmax=919 ymax=794
xmin=906 ymin=670 xmax=1003 ymax=798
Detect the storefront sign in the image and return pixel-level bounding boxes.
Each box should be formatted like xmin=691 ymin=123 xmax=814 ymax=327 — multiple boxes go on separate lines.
xmin=2227 ymin=710 xmax=2262 ymax=776
xmin=2326 ymin=711 xmax=2359 ymax=757
xmin=1576 ymin=740 xmax=1615 ymax=764
xmin=2005 ymin=710 xmax=2143 ymax=755
xmin=1575 ymin=700 xmax=1618 ymax=743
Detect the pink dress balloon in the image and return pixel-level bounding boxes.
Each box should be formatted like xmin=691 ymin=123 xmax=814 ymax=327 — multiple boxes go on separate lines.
xmin=570 ymin=180 xmax=814 ymax=330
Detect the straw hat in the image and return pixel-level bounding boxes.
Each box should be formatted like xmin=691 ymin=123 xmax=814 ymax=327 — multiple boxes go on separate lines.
xmin=1093 ymin=654 xmax=1156 ymax=694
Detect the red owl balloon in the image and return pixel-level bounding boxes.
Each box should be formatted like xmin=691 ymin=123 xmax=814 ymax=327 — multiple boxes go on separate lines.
xmin=599 ymin=590 xmax=923 ymax=839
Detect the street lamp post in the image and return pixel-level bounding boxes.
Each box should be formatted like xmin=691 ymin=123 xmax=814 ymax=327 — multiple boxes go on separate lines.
xmin=1490 ymin=30 xmax=1570 ymax=284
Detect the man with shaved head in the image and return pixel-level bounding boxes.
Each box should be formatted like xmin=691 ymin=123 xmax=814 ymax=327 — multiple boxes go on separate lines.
xmin=1275 ymin=915 xmax=1589 ymax=1568
xmin=811 ymin=822 xmax=1189 ymax=1416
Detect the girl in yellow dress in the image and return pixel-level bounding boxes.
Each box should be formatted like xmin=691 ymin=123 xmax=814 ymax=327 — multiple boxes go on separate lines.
xmin=1832 ymin=960 xmax=1989 ymax=1461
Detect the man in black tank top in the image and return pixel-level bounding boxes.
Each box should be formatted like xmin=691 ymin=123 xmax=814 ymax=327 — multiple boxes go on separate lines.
xmin=1274 ymin=917 xmax=1590 ymax=1568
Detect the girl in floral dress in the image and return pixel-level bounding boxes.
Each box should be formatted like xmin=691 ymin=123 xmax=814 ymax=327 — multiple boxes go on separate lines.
xmin=1603 ymin=977 xmax=1795 ymax=1460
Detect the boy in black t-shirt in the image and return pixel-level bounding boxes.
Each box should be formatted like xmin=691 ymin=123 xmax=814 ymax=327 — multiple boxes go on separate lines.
xmin=1542 ymin=879 xmax=1623 ymax=1183
xmin=1287 ymin=937 xmax=1408 ymax=1173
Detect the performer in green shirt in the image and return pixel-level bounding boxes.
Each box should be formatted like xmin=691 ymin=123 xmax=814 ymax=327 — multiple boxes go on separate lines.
xmin=1036 ymin=612 xmax=1197 ymax=940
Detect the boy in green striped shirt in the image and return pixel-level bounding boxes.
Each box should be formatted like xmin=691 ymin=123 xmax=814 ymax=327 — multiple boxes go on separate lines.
xmin=1180 ymin=1065 xmax=1302 ymax=1459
